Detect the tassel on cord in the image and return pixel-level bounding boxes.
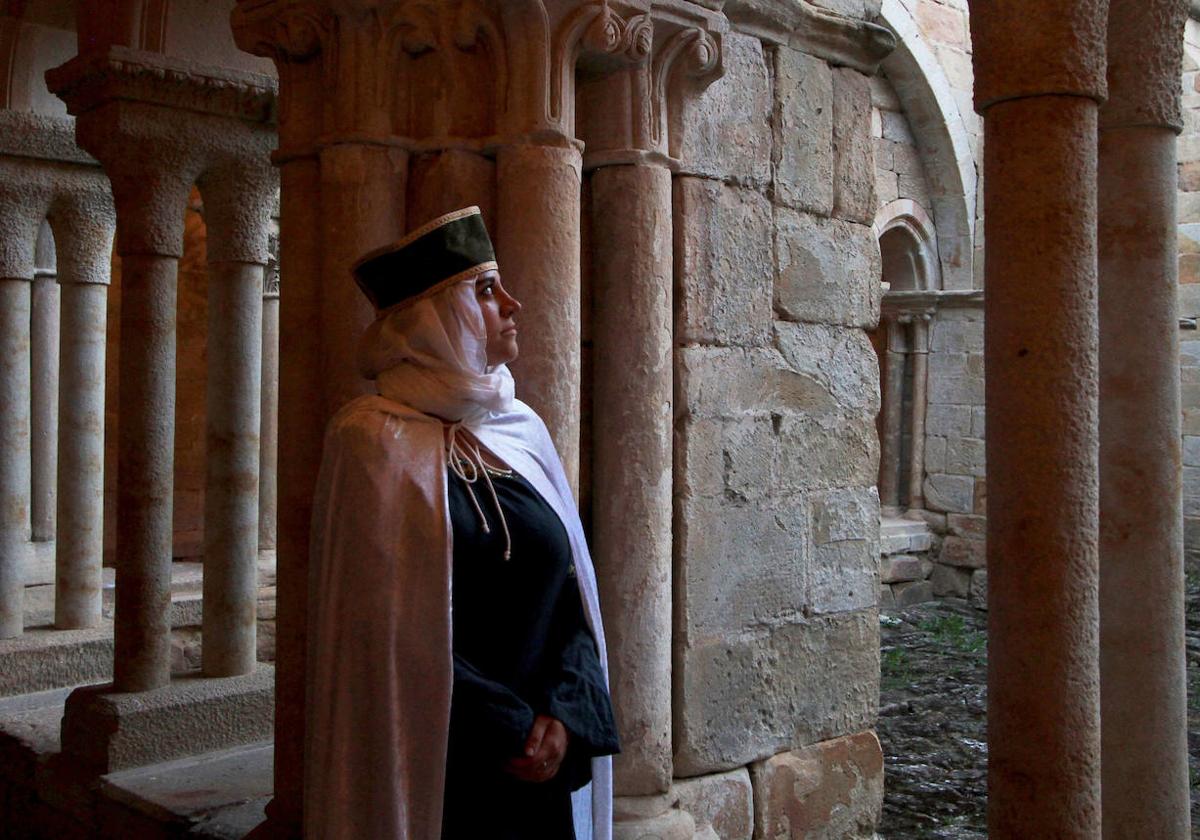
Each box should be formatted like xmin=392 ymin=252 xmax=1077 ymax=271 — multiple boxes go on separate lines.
xmin=447 ymin=423 xmax=513 ymax=561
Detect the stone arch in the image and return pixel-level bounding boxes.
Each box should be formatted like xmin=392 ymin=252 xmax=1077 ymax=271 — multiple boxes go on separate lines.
xmin=874 ymin=198 xmax=941 ymax=291
xmin=877 ymin=0 xmax=976 ymax=290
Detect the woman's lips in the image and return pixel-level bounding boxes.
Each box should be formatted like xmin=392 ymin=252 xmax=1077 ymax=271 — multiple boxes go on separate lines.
xmin=502 ymin=326 xmax=518 ymax=335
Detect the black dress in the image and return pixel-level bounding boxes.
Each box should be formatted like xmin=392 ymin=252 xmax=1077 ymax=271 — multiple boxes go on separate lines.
xmin=441 ymin=467 xmax=620 ymax=840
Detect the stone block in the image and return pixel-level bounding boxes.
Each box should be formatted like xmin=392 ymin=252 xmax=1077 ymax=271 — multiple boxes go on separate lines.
xmin=926 ymin=404 xmax=972 ymax=438
xmin=675 ymin=495 xmax=808 ymax=639
xmin=930 ymin=563 xmax=971 ymax=598
xmin=930 ymin=318 xmax=984 ymax=353
xmin=773 ymin=48 xmax=834 ymax=215
xmin=875 ymin=169 xmax=899 ymax=205
xmin=773 ymin=321 xmax=881 ymax=415
xmin=60 ymin=667 xmax=274 ymax=774
xmin=947 ymin=513 xmax=986 ymax=540
xmin=873 ymin=137 xmax=893 ymax=170
xmin=878 ymin=584 xmax=896 ymax=609
xmin=673 ymin=768 xmax=753 ymax=840
xmin=612 ymin=808 xmax=695 ymax=840
xmin=868 ymin=76 xmax=901 ymax=111
xmin=917 ymin=0 xmax=968 ymax=48
xmin=945 ymin=436 xmax=986 ymax=477
xmin=831 ymin=68 xmax=876 ymax=224
xmin=0 ymin=626 xmax=113 ymax=698
xmin=880 ymin=111 xmax=914 ymax=145
xmin=969 ymin=570 xmax=988 ymax=610
xmin=890 ymin=142 xmax=923 ymax=178
xmin=892 ymin=580 xmax=934 ymax=607
xmin=777 ymin=413 xmax=879 ymax=492
xmin=750 ymin=731 xmax=883 ymax=840
xmin=925 ymin=435 xmax=947 ymax=473
xmin=674 ymin=178 xmax=773 ymax=346
xmin=923 ymin=473 xmax=974 ymax=513
xmin=1184 ymin=435 xmax=1200 ymax=468
xmin=973 ymin=478 xmax=987 ymax=514
xmin=971 ymin=406 xmax=986 ymax=437
xmin=674 ymin=612 xmax=878 ymax=775
xmin=881 ymin=555 xmax=925 ymax=584
xmin=931 ymin=373 xmax=985 ymax=406
xmin=775 ymin=208 xmax=880 ymax=328
xmin=812 ymin=541 xmax=878 ymax=616
xmin=878 ymin=519 xmax=934 ymax=554
xmin=677 ymin=346 xmax=838 ymax=421
xmin=722 ymin=417 xmax=779 ymax=502
xmin=675 ymin=32 xmax=772 ymax=187
xmin=941 ymin=536 xmax=986 ymax=569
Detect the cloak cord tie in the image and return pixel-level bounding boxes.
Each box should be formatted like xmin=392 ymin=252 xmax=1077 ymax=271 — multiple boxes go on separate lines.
xmin=446 ymin=423 xmax=513 ymax=561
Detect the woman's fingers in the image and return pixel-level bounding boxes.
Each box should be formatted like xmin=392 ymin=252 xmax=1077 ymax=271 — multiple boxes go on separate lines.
xmin=523 ymin=715 xmax=550 ymax=757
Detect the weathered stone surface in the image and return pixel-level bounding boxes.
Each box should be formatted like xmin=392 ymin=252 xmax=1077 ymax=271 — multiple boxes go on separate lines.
xmin=946 ymin=436 xmax=986 ymax=477
xmin=969 ymin=570 xmax=989 ymax=610
xmin=930 ymin=317 xmax=984 ymax=353
xmin=923 ymin=473 xmax=974 ymax=513
xmin=612 ymin=808 xmax=695 ymax=840
xmin=673 ymin=768 xmax=753 ymax=840
xmin=0 ymin=626 xmax=113 ymax=697
xmin=926 ymin=404 xmax=972 ymax=438
xmin=930 ymin=564 xmax=972 ymax=599
xmin=881 ymin=555 xmax=926 ymax=584
xmin=879 ymin=519 xmax=935 ymax=555
xmin=675 ymin=495 xmax=807 ymax=639
xmin=773 ymin=48 xmax=834 ymax=215
xmin=750 ymin=731 xmax=883 ymax=840
xmin=775 ymin=209 xmax=880 ymax=328
xmin=777 ymin=413 xmax=879 ymax=492
xmin=831 ymin=68 xmax=876 ymax=224
xmin=941 ymin=536 xmax=987 ymax=570
xmin=947 ymin=513 xmax=987 ymax=540
xmin=676 ymin=346 xmax=837 ymax=421
xmin=773 ymin=322 xmax=880 ymax=416
xmin=810 ymin=488 xmax=879 ymax=614
xmin=674 ymin=611 xmax=878 ymax=775
xmin=675 ymin=32 xmax=772 ymax=187
xmin=893 ymin=580 xmax=935 ymax=607
xmin=674 ymin=178 xmax=773 ymax=347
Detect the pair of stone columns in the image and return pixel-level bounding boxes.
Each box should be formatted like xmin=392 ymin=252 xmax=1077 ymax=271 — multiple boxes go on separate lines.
xmin=972 ymin=0 xmax=1190 ymax=835
xmin=0 ymin=161 xmax=115 ymax=638
xmin=878 ymin=311 xmax=930 ymax=515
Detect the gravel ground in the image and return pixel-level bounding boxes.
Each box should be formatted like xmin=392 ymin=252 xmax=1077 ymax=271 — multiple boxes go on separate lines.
xmin=877 ymin=576 xmax=1200 ymax=839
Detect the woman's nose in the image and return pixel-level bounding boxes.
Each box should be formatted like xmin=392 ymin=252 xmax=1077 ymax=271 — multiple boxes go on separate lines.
xmin=504 ymin=293 xmax=522 ymax=315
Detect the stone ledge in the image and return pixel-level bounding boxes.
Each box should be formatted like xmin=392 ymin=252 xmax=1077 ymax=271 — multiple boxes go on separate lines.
xmin=0 ymin=626 xmax=114 ymax=698
xmin=61 ymin=666 xmax=274 ymax=774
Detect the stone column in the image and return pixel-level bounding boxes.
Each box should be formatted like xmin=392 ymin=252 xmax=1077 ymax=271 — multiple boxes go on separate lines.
xmin=906 ymin=313 xmax=930 ymax=514
xmin=496 ymin=143 xmax=583 ymax=493
xmin=0 ymin=191 xmax=39 ymax=638
xmin=1097 ymin=1 xmax=1191 ymax=836
xmin=52 ymin=191 xmax=116 ymax=629
xmin=85 ymin=137 xmax=194 ymax=691
xmin=200 ymin=161 xmax=275 ymax=678
xmin=969 ymin=2 xmax=1107 ymax=835
xmin=878 ymin=314 xmax=907 ymax=512
xmin=29 ymin=222 xmax=59 ymax=543
xmin=258 ymin=244 xmax=279 ymax=556
xmin=591 ymin=159 xmax=674 ymax=796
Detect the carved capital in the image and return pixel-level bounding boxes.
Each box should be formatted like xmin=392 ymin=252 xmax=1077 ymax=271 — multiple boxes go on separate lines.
xmin=46 ymin=47 xmax=277 ymax=125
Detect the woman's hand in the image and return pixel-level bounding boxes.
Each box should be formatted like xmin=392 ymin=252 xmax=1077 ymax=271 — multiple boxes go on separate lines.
xmin=504 ymin=715 xmax=569 ymax=783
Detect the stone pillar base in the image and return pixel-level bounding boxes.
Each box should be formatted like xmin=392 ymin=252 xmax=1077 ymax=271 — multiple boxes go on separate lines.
xmin=60 ymin=666 xmax=274 ymax=774
xmin=613 ymin=793 xmax=695 ymax=840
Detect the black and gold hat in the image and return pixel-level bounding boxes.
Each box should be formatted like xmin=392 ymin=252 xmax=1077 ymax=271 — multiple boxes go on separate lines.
xmin=351 ymin=206 xmax=498 ymax=311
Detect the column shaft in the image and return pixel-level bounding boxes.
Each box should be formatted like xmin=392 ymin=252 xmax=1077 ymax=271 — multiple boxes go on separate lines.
xmin=906 ymin=317 xmax=929 ymax=513
xmin=591 ymin=163 xmax=673 ymax=795
xmin=259 ymin=286 xmax=279 ymax=552
xmin=29 ymin=273 xmax=59 ymax=542
xmin=202 ymin=261 xmax=263 ymax=676
xmin=496 ymin=144 xmax=583 ymax=493
xmin=983 ymin=96 xmax=1100 ymax=838
xmin=878 ymin=318 xmax=906 ymax=511
xmin=55 ymin=281 xmax=108 ymax=628
xmin=113 ymin=253 xmax=178 ymax=692
xmin=0 ymin=277 xmax=31 ymax=638
xmin=1098 ymin=125 xmax=1190 ymax=838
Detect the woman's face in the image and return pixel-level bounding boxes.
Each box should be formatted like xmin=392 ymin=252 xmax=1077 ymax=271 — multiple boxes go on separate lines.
xmin=475 ymin=269 xmax=521 ymax=367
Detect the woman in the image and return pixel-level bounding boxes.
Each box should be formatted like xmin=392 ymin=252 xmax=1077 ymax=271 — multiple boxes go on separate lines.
xmin=305 ymin=206 xmax=619 ymax=840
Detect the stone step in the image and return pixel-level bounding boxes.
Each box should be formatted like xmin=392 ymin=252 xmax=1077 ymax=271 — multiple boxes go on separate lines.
xmin=61 ymin=665 xmax=275 ymax=774
xmin=99 ymin=741 xmax=272 ymax=839
xmin=880 ymin=517 xmax=935 ymax=555
xmin=0 ymin=626 xmax=114 ymax=698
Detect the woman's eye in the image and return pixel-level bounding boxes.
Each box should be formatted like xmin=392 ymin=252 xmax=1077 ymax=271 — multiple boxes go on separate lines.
xmin=478 ymin=284 xmax=495 ymax=296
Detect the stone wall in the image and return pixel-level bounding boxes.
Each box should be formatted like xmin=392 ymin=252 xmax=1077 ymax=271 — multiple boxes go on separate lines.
xmin=669 ymin=30 xmax=884 ymax=835
xmin=1178 ymin=18 xmax=1200 ymax=569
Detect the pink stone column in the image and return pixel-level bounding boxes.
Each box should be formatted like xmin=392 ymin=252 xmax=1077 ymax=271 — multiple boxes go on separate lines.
xmin=29 ymin=223 xmax=59 ymax=543
xmin=199 ymin=160 xmax=275 ymax=677
xmin=1097 ymin=1 xmax=1191 ymax=835
xmin=496 ymin=143 xmax=583 ymax=493
xmin=969 ymin=2 xmax=1107 ymax=835
xmin=591 ymin=161 xmax=674 ymax=796
xmin=906 ymin=313 xmax=930 ymax=514
xmin=878 ymin=314 xmax=907 ymax=512
xmin=51 ymin=192 xmax=116 ymax=629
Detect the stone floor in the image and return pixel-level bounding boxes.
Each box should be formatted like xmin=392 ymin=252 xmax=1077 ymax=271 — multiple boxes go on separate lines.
xmin=877 ymin=577 xmax=1200 ymax=839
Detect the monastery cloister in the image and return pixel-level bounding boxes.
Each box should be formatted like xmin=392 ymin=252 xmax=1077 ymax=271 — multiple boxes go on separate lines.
xmin=0 ymin=0 xmax=1193 ymax=837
